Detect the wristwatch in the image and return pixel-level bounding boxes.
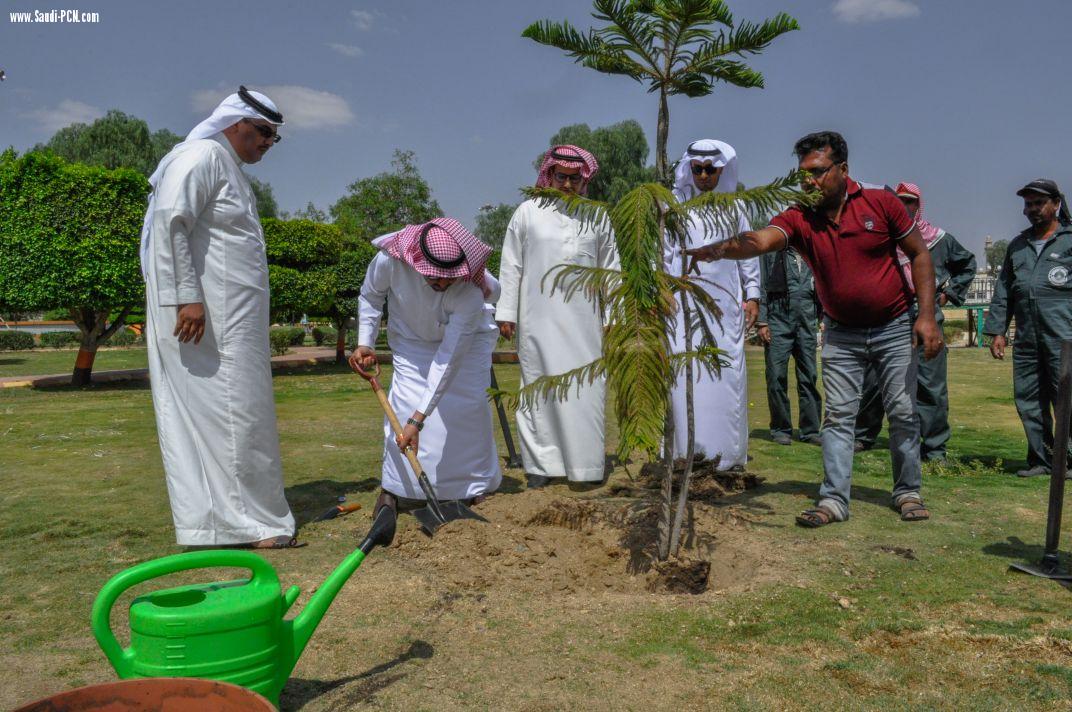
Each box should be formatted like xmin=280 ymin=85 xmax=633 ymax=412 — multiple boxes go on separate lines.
xmin=406 ymin=417 xmax=424 ymax=431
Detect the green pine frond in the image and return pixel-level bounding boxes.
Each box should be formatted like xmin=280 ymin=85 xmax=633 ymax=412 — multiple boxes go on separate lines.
xmin=521 ymin=187 xmax=611 ymax=234
xmin=522 ymin=20 xmax=648 ymax=80
xmin=503 ymin=357 xmax=607 ymax=411
xmin=669 ymin=345 xmax=727 ymax=380
xmin=541 ymin=264 xmax=622 ymax=305
xmin=682 ymin=171 xmax=811 ymax=238
xmin=592 ymin=0 xmax=659 ymax=67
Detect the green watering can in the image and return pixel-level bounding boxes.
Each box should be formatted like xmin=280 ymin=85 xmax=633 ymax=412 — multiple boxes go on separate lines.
xmin=91 ymin=507 xmax=396 ymax=708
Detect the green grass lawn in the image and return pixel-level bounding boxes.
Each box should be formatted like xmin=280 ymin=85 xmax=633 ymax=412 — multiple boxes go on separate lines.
xmin=1 ymin=348 xmax=1069 ymax=710
xmin=0 ymin=347 xmax=148 ymax=378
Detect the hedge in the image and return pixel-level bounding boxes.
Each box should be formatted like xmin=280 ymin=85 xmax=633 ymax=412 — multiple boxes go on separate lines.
xmin=269 ymin=328 xmax=292 ymax=356
xmin=0 ymin=331 xmax=35 ymax=351
xmin=40 ymin=331 xmax=81 ymax=348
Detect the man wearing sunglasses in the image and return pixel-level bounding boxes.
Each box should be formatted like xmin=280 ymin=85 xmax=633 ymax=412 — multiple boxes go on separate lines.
xmin=665 ymin=139 xmax=761 ymax=470
xmin=496 ymin=145 xmax=620 ymax=489
xmin=686 ymin=131 xmax=942 ymax=528
xmin=140 ymin=86 xmax=301 ymax=549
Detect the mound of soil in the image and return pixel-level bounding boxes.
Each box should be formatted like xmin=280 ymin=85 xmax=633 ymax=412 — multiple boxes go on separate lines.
xmin=389 ymin=463 xmax=765 ymax=597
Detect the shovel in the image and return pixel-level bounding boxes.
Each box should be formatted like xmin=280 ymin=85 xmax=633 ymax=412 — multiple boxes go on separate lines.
xmin=354 ymin=361 xmax=487 ymax=536
xmin=489 ymin=367 xmax=523 ymax=468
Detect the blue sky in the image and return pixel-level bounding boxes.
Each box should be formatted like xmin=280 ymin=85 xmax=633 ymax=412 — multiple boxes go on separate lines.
xmin=3 ymin=0 xmax=1070 ymax=263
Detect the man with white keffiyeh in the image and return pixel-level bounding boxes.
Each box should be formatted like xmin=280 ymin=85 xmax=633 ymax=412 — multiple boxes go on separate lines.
xmin=496 ymin=145 xmax=620 ymax=488
xmin=665 ymin=139 xmax=762 ymax=468
xmin=351 ymin=218 xmax=503 ymax=514
xmin=141 ymin=86 xmax=300 ymax=549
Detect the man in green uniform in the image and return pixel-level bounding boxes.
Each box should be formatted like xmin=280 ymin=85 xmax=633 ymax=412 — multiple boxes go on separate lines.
xmin=855 ymin=183 xmax=976 ymax=462
xmin=758 ymin=246 xmax=822 ymax=445
xmin=985 ymin=179 xmax=1072 ymax=477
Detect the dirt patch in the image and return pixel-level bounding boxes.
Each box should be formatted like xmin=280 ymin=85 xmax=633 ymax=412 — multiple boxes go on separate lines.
xmin=389 ymin=462 xmax=766 ymax=598
xmin=872 ymin=544 xmax=918 ymax=560
xmin=633 ymin=457 xmax=764 ymax=500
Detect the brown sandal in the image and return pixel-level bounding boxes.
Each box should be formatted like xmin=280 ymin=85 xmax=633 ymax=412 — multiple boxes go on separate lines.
xmin=246 ymin=535 xmax=306 ymax=549
xmin=796 ymin=507 xmax=838 ymax=528
xmin=897 ymin=500 xmax=930 ymax=522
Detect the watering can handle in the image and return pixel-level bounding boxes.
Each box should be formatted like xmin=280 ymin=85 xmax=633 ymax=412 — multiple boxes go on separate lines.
xmin=90 ymin=550 xmax=278 ymax=678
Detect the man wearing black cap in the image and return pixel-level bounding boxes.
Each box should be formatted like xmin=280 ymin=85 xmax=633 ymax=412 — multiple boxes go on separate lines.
xmin=985 ymin=179 xmax=1072 ymax=477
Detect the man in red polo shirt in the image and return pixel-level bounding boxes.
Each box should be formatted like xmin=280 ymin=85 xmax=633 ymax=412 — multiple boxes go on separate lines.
xmin=687 ymin=131 xmax=942 ymax=527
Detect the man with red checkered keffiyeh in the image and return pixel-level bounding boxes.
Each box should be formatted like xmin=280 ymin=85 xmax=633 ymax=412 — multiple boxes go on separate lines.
xmin=495 ymin=145 xmax=620 ymax=489
xmin=351 ymin=218 xmax=503 ymax=512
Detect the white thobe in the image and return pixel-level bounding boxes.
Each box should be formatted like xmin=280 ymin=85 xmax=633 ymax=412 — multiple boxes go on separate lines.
xmin=665 ymin=205 xmax=760 ymax=467
xmin=142 ymin=135 xmax=294 ymax=546
xmin=358 ymin=253 xmax=502 ymax=500
xmin=495 ymin=199 xmax=620 ymax=482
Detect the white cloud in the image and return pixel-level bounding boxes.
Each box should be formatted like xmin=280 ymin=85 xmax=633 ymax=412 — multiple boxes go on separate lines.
xmin=26 ymin=99 xmax=103 ymax=133
xmin=832 ymin=0 xmax=920 ymax=23
xmin=327 ymin=42 xmax=364 ymax=57
xmin=191 ymin=85 xmax=356 ymax=130
xmin=350 ymin=9 xmax=375 ymax=30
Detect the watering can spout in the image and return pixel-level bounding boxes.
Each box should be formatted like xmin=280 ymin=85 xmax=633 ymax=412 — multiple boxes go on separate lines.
xmin=288 ymin=506 xmax=398 ymax=664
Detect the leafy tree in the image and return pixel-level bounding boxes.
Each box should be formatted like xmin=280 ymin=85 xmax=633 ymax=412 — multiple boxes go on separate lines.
xmin=263 ymin=218 xmax=344 ymax=323
xmin=330 ymin=150 xmax=442 ymax=241
xmin=39 ymin=110 xmax=280 ymax=219
xmin=150 ymin=127 xmax=184 ymax=164
xmin=0 ymin=149 xmax=148 ymax=385
xmin=474 ymin=204 xmax=517 ymax=249
xmin=537 ymin=120 xmax=657 ymax=203
xmin=986 ymin=239 xmax=1009 ymax=276
xmin=250 ymin=176 xmax=279 ymax=220
xmin=521 ymin=0 xmax=800 ymax=561
xmin=282 ymin=202 xmax=330 ymax=222
xmin=325 ymin=238 xmax=379 ymax=362
xmin=36 ymin=110 xmax=179 ymax=176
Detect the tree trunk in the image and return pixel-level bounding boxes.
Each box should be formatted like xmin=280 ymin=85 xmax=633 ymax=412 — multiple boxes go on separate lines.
xmin=72 ymin=336 xmax=99 ymax=387
xmin=70 ymin=306 xmax=131 ymax=386
xmin=655 ymin=206 xmax=677 ymax=562
xmin=656 ymin=407 xmax=675 ymax=561
xmin=669 ymin=234 xmax=698 ymax=558
xmin=333 ymin=317 xmax=349 ymax=364
xmin=656 ymin=89 xmax=670 ymax=185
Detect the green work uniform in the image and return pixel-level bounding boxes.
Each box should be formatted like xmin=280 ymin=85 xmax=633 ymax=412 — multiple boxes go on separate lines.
xmin=855 ymin=232 xmax=976 ymax=459
xmin=759 ymin=247 xmax=821 ymax=440
xmin=983 ymin=223 xmax=1072 ymax=470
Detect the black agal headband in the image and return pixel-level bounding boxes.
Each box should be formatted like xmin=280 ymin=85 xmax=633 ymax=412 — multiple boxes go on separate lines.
xmin=551 ymin=150 xmax=584 ymax=163
xmin=238 ymin=85 xmax=283 ymax=124
xmin=687 ymin=141 xmax=722 ymax=158
xmin=419 ymin=223 xmax=466 ymax=270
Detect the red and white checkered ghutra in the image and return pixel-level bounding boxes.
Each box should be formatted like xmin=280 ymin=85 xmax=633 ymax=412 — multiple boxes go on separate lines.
xmin=536 ymin=144 xmax=599 ymax=195
xmin=384 ymin=217 xmax=492 ymax=296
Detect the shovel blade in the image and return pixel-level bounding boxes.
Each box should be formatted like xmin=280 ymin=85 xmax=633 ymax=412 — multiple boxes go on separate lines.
xmin=1009 ymin=561 xmax=1072 ymax=580
xmin=413 ymin=500 xmax=488 ymax=537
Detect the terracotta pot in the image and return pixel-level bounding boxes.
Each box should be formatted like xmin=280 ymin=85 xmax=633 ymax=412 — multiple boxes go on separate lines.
xmin=13 ymin=677 xmax=275 ymax=711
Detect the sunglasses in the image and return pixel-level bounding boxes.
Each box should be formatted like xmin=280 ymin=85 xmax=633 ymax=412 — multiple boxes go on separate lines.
xmin=553 ymin=171 xmax=583 ymax=184
xmin=243 ymin=119 xmax=282 ymax=144
xmin=803 ymin=163 xmax=841 ymax=180
xmin=691 ymin=164 xmax=721 ymax=176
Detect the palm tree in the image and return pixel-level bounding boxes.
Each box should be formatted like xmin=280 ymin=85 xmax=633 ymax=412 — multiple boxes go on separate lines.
xmin=523 ymin=0 xmax=799 ymax=181
xmin=515 ymin=1 xmax=804 ymax=561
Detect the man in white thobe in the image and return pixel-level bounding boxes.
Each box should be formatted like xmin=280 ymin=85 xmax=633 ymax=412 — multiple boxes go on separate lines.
xmin=496 ymin=145 xmax=620 ymax=488
xmin=666 ymin=139 xmax=761 ymax=468
xmin=141 ymin=87 xmax=298 ymax=548
xmin=350 ymin=218 xmax=502 ymax=514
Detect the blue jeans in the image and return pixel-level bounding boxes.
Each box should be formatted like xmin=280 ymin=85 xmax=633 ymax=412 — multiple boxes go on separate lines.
xmin=818 ymin=312 xmax=922 ymax=520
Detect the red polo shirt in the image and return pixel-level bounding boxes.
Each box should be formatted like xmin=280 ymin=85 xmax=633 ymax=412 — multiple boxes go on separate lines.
xmin=769 ymin=178 xmax=915 ymax=327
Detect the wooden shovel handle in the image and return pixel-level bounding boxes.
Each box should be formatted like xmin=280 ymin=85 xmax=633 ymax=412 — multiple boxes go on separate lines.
xmin=369 ymin=378 xmax=425 ymax=477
